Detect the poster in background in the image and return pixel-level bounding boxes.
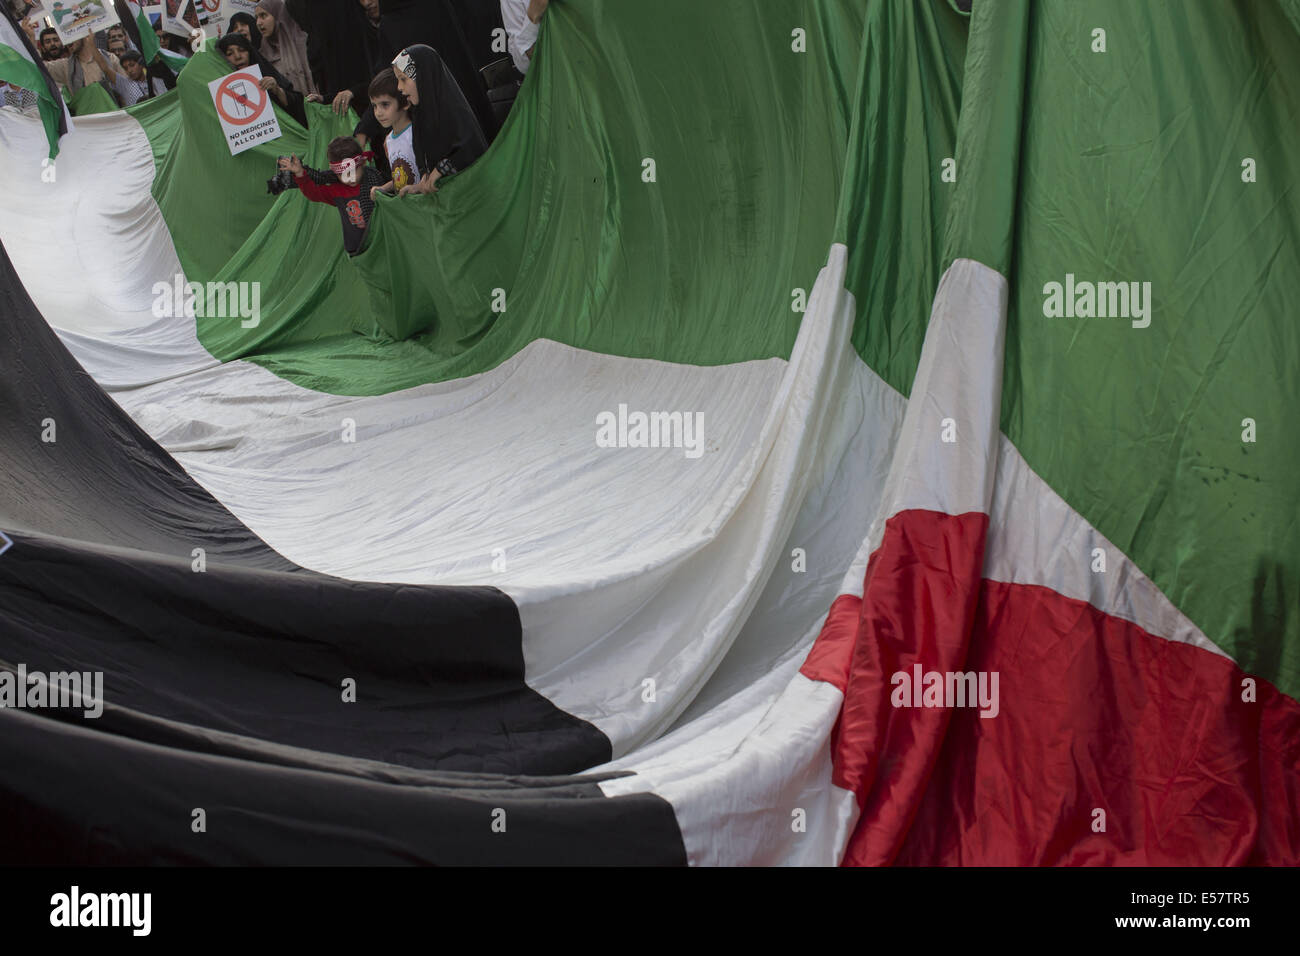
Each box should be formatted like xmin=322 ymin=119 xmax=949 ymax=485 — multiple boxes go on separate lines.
xmin=14 ymin=1 xmax=49 ymax=24
xmin=161 ymin=0 xmax=198 ymax=38
xmin=196 ymin=0 xmax=224 ymax=36
xmin=216 ymin=0 xmax=255 ymax=36
xmin=222 ymin=0 xmax=257 ymax=20
xmin=46 ymin=0 xmax=115 ymax=42
xmin=132 ymin=1 xmax=164 ymax=32
xmin=48 ymin=0 xmax=119 ymax=43
xmin=209 ymin=63 xmax=282 ymax=155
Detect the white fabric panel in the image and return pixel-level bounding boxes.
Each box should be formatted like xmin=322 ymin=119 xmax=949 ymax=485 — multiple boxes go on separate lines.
xmin=520 ymin=244 xmax=860 ymax=752
xmin=0 ymin=110 xmax=219 ymax=386
xmin=664 ymin=343 xmax=901 ymax=731
xmin=983 ymin=435 xmax=1230 ymax=660
xmin=859 ymin=257 xmax=1006 ymax=564
xmin=599 ymin=672 xmax=858 ymax=866
xmin=837 ymin=258 xmax=1007 ymax=599
xmin=592 ymin=264 xmax=911 ymax=866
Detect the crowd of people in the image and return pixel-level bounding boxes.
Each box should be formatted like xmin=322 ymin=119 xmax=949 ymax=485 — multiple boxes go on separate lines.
xmin=5 ymin=0 xmax=552 ymax=254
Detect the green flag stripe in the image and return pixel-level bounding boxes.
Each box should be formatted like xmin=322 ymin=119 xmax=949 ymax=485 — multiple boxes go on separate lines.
xmin=133 ymin=6 xmax=161 ymax=66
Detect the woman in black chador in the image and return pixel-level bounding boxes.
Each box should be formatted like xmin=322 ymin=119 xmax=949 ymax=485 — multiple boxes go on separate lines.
xmin=391 ymin=44 xmax=488 ymax=195
xmin=379 ymin=0 xmax=498 ymax=140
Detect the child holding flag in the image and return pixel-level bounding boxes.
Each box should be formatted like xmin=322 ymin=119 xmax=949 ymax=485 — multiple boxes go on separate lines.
xmin=277 ymin=138 xmax=384 ymax=256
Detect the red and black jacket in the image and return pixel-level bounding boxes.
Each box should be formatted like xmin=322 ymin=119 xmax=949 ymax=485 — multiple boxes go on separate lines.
xmin=293 ymin=164 xmax=387 ymax=256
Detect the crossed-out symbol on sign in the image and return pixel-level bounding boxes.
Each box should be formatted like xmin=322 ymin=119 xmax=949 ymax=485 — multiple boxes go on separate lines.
xmin=215 ymin=72 xmax=267 ymax=125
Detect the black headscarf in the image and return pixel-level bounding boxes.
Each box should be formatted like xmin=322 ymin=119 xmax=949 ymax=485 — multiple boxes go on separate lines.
xmin=227 ymin=12 xmax=262 ymax=50
xmin=216 ymin=31 xmax=307 ymax=127
xmin=397 ymin=43 xmax=487 ymax=179
xmin=379 ymin=0 xmax=498 ymax=140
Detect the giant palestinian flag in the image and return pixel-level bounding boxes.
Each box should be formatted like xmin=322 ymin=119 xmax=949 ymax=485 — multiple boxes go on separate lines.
xmin=0 ymin=0 xmax=1296 ymax=865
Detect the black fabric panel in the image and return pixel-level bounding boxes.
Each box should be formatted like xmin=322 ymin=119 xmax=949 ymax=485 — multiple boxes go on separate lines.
xmin=0 ymin=243 xmax=293 ymax=566
xmin=0 ymin=533 xmax=601 ymax=774
xmin=0 ymin=708 xmax=688 ymax=865
xmin=0 ymin=243 xmax=687 ymax=862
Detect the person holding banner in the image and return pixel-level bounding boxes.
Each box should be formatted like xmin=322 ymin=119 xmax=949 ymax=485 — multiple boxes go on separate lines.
xmin=390 ymin=44 xmax=485 ymax=196
xmin=377 ymin=0 xmax=497 ymax=141
xmin=284 ymin=0 xmax=374 ymax=118
xmin=22 ymin=25 xmax=121 ymax=95
xmin=277 ymin=138 xmax=384 ymax=256
xmin=253 ymin=0 xmax=315 ymax=100
xmin=216 ymin=29 xmax=304 ymax=126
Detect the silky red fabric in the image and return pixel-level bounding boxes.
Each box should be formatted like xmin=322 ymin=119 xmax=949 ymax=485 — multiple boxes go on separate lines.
xmin=803 ymin=509 xmax=1300 ymax=865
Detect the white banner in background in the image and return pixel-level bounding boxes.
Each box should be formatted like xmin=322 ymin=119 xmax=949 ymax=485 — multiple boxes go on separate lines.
xmin=161 ymin=0 xmax=198 ymax=38
xmin=48 ymin=0 xmax=119 ymax=44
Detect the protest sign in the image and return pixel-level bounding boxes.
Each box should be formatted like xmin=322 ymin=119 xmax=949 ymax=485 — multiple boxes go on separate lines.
xmin=48 ymin=0 xmax=119 ymax=43
xmin=209 ymin=63 xmax=282 ymax=156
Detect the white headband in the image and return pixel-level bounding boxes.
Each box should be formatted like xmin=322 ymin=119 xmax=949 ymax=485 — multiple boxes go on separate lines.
xmin=329 ymin=152 xmax=371 ymax=184
xmin=392 ymin=51 xmax=416 ymax=79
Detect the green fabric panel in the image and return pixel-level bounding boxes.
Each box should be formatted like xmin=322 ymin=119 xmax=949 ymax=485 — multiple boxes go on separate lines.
xmin=940 ymin=0 xmax=1028 ymax=274
xmin=199 ymin=182 xmax=383 ymax=355
xmin=991 ymin=1 xmax=1300 ymax=697
xmin=835 ymin=0 xmax=967 ymax=396
xmin=1282 ymin=0 xmax=1300 ymax=36
xmin=128 ymin=46 xmax=351 ymax=279
xmin=133 ymin=0 xmax=866 ymax=393
xmin=133 ymin=9 xmax=161 ymax=67
xmin=67 ymin=82 xmax=118 ymax=116
xmin=352 ymin=190 xmax=495 ymax=346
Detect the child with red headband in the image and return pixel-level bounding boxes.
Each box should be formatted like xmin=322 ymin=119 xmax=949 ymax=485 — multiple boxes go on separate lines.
xmin=276 ymin=138 xmax=386 ymax=256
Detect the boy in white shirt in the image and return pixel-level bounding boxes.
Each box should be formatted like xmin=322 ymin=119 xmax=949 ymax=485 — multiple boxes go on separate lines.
xmin=365 ymin=69 xmax=422 ymax=200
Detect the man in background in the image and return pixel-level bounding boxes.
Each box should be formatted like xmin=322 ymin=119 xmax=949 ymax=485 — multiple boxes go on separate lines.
xmin=105 ymin=23 xmax=132 ymax=57
xmin=39 ymin=27 xmax=67 ymax=61
xmin=42 ymin=34 xmax=122 ymax=93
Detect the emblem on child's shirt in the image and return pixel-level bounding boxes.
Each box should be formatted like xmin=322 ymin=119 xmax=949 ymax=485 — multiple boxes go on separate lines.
xmin=345 ymin=200 xmax=365 ymax=228
xmin=392 ymin=159 xmax=416 ymax=190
